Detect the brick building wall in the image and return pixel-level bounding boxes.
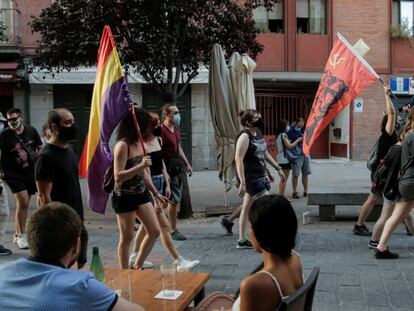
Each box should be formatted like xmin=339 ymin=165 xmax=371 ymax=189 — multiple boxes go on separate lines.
xmin=333 ymin=0 xmax=391 ymax=159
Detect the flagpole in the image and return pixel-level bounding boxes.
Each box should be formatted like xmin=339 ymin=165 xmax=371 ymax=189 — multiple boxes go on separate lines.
xmin=130 ymin=103 xmax=147 ymax=157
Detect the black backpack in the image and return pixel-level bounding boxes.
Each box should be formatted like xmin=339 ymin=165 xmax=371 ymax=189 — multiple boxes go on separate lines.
xmin=367 ymin=140 xmax=379 ymax=171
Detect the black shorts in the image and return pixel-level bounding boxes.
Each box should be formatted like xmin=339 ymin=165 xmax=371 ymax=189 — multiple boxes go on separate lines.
xmin=111 ymin=190 xmax=152 ymax=214
xmin=5 ymin=176 xmax=37 ymax=195
xmin=280 ymin=163 xmax=292 ymax=170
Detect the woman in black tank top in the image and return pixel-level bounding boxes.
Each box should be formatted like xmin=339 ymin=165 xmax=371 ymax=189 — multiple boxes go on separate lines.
xmin=129 ymin=111 xmax=200 ymax=272
xmin=112 ymin=107 xmax=168 ymax=269
xmin=235 ymin=109 xmax=285 ymax=249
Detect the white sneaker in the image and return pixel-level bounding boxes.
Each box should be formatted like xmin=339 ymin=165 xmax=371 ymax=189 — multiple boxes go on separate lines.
xmin=16 ymin=234 xmax=29 ymax=249
xmin=175 ymin=256 xmax=200 ymax=272
xmin=128 ymin=252 xmax=153 ymax=269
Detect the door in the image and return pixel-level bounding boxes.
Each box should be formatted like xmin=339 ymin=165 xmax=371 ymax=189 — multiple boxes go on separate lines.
xmin=53 ymin=85 xmax=93 ymax=158
xmin=142 ymin=85 xmax=192 ymax=163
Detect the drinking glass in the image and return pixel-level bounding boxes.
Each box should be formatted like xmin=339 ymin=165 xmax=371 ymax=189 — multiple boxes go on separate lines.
xmin=160 ymin=262 xmax=176 ymax=297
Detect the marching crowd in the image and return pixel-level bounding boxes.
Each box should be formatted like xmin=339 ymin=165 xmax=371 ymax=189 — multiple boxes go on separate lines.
xmin=0 ymin=84 xmax=413 ymax=309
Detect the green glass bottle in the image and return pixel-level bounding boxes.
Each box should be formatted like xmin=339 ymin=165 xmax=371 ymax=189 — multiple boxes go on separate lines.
xmin=90 ymin=247 xmax=106 ymax=283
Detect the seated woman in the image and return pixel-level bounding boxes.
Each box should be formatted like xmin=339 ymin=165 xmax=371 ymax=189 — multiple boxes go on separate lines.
xmin=197 ymin=195 xmax=303 ymax=311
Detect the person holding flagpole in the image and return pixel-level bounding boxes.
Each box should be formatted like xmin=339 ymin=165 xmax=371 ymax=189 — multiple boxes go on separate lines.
xmin=353 ymin=84 xmax=397 ymax=236
xmin=112 ymin=106 xmax=166 ymax=269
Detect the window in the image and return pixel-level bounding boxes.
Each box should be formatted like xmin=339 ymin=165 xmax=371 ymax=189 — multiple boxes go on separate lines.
xmin=297 ymin=0 xmax=326 ymax=34
xmin=393 ymin=0 xmax=414 ymax=36
xmin=0 ymin=0 xmax=12 ymax=42
xmin=253 ymin=1 xmax=284 ymax=33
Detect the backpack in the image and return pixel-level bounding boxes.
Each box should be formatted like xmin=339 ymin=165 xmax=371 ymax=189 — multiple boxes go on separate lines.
xmin=280 ymin=134 xmax=301 ymax=162
xmin=372 ymin=144 xmax=400 ymax=194
xmin=367 ymin=140 xmax=379 ymax=171
xmin=102 ymin=140 xmax=130 ymax=193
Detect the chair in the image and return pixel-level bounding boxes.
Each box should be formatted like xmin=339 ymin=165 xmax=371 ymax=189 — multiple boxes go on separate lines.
xmin=279 ymin=267 xmax=320 ymax=311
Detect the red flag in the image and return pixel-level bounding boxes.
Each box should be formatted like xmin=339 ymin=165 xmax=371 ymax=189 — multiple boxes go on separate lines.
xmin=303 ymin=33 xmax=379 ymax=156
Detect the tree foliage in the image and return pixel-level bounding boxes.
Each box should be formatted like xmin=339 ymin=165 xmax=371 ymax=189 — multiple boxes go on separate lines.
xmin=31 ymin=0 xmax=276 ymax=100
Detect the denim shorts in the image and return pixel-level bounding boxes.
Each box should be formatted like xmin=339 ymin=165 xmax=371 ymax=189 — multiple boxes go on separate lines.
xmin=152 ymin=175 xmax=164 ymax=194
xmin=382 ymin=193 xmax=395 ymax=205
xmin=246 ymin=177 xmax=270 ymax=199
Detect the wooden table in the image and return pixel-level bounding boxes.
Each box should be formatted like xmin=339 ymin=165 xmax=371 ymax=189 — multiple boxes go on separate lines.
xmin=105 ymin=268 xmax=210 ymax=311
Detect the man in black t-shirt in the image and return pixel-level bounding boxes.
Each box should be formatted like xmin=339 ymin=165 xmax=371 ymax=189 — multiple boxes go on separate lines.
xmin=35 ymin=108 xmax=88 ymax=268
xmin=0 ymin=108 xmax=43 ymax=249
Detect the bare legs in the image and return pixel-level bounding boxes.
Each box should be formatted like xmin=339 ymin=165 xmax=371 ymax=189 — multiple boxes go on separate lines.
xmin=371 ymin=203 xmax=394 ymax=241
xmin=278 ymin=169 xmax=290 ymax=196
xmin=167 ymin=203 xmax=177 ymax=232
xmin=116 ymin=203 xmax=160 ymax=269
xmin=13 ymin=191 xmax=30 ymax=235
xmin=378 ymin=201 xmax=414 ymax=251
xmin=357 ymin=192 xmax=380 ymax=226
xmin=132 ymin=208 xmax=179 ymax=261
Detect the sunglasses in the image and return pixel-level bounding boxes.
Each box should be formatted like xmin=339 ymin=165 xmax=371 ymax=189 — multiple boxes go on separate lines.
xmin=7 ymin=117 xmax=19 ymax=122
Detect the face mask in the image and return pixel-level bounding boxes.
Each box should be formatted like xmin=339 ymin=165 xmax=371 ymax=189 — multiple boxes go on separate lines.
xmin=0 ymin=123 xmax=4 ymax=133
xmin=251 ymin=117 xmax=264 ymax=130
xmin=9 ymin=119 xmax=21 ymax=130
xmin=286 ymin=126 xmax=290 ymax=132
xmin=58 ymin=124 xmax=78 ymax=141
xmin=173 ymin=113 xmax=181 ymax=126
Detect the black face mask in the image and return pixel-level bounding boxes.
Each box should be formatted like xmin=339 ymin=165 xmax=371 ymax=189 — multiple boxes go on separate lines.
xmin=153 ymin=126 xmax=161 ymax=137
xmin=58 ymin=124 xmax=78 ymax=142
xmin=251 ymin=117 xmax=264 ymax=130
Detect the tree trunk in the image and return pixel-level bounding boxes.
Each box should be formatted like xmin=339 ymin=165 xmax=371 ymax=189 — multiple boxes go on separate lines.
xmin=178 ymin=171 xmax=193 ymax=219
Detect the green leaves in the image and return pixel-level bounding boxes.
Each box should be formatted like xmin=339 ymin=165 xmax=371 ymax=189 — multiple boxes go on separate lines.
xmin=31 ymin=0 xmax=275 ymax=99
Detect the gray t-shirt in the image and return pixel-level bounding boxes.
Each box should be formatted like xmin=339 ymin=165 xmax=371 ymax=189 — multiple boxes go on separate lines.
xmin=400 ymin=132 xmax=414 ymax=184
xmin=276 ymin=133 xmax=289 ymax=164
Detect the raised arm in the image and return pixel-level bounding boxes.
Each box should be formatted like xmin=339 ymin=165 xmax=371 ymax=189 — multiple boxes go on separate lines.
xmin=383 ymin=84 xmax=396 ymax=135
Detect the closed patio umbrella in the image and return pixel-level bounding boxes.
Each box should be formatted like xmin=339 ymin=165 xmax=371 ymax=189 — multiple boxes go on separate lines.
xmin=209 ymin=44 xmax=239 ymax=205
xmin=229 ymin=52 xmax=257 ymax=111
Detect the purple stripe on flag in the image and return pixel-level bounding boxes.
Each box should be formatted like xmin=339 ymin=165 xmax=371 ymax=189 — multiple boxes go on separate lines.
xmin=87 ymin=76 xmax=130 ymax=214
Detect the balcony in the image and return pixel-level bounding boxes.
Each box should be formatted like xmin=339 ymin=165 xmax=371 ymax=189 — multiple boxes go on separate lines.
xmin=391 ymin=38 xmax=414 ymax=74
xmin=0 ymin=7 xmax=22 ymax=47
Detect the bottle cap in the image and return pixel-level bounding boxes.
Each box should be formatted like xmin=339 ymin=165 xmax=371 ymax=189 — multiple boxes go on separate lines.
xmin=92 ymin=247 xmax=99 ymax=255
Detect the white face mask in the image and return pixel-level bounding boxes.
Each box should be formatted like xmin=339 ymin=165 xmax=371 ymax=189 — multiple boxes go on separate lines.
xmin=0 ymin=123 xmax=4 ymax=133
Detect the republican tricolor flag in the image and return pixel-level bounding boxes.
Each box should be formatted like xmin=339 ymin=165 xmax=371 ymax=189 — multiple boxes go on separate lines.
xmin=79 ymin=26 xmax=130 ymax=214
xmin=303 ymin=33 xmax=379 ymax=156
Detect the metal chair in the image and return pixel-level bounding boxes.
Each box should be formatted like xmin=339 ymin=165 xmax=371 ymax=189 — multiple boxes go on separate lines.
xmin=279 ymin=267 xmax=320 ymax=311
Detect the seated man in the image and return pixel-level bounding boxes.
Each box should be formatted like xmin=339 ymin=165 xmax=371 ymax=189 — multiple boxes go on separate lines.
xmin=0 ymin=202 xmax=144 ymax=311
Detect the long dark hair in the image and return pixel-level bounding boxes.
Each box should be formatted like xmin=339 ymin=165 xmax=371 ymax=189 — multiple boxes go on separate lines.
xmin=116 ymin=106 xmax=151 ymax=144
xmin=276 ymin=119 xmax=289 ymax=135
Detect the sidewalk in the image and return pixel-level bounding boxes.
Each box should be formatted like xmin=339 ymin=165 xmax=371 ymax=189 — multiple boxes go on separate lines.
xmin=2 ymin=160 xmax=414 ymax=310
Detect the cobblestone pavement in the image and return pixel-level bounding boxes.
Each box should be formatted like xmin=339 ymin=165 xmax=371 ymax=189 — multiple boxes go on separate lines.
xmin=1 ymin=161 xmax=414 ymax=310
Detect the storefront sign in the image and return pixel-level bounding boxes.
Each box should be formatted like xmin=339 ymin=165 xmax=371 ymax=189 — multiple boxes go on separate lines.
xmin=0 ymin=71 xmax=16 ymax=83
xmin=390 ymin=76 xmax=411 ymax=94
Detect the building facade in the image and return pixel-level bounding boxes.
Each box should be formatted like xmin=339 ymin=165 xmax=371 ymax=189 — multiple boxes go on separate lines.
xmin=0 ymin=0 xmax=413 ymax=170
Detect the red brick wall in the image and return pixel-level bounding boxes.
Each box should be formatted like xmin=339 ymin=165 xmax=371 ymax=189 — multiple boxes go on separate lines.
xmin=333 ymin=0 xmax=390 ymax=160
xmin=351 ymin=81 xmax=388 ymax=160
xmin=15 ymin=0 xmax=52 ymax=55
xmin=333 ymin=0 xmax=390 ymax=74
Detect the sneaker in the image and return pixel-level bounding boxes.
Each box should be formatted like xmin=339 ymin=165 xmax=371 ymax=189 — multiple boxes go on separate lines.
xmin=375 ymin=248 xmax=399 ymax=259
xmin=236 ymin=239 xmax=253 ymax=249
xmin=128 ymin=252 xmax=154 ymax=269
xmin=303 ymin=192 xmax=308 ymax=197
xmin=0 ymin=245 xmax=12 ymax=256
xmin=292 ymin=192 xmax=300 ymax=199
xmin=353 ymin=224 xmax=372 ymax=236
xmin=368 ymin=240 xmax=379 ymax=249
xmin=15 ymin=234 xmax=29 ymax=249
xmin=219 ymin=216 xmax=234 ymax=235
xmin=171 ymin=229 xmax=187 ymax=241
xmin=175 ymin=256 xmax=200 ymax=272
